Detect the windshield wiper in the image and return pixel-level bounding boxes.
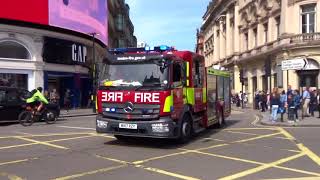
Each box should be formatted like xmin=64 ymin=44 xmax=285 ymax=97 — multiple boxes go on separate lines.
xmin=134 ymin=82 xmax=163 ymax=91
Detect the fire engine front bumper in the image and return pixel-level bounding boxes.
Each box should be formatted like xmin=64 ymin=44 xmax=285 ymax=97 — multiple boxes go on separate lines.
xmin=96 ymin=115 xmax=180 ymax=138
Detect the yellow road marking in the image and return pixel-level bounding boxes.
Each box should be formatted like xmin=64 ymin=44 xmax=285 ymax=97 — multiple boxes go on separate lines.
xmin=235 ymin=132 xmax=282 ymax=143
xmin=297 ymin=143 xmax=320 ymax=166
xmin=89 ymin=133 xmax=116 ymax=139
xmin=278 ymin=127 xmax=320 ymax=166
xmin=133 ymin=150 xmax=192 ymax=165
xmin=48 ymin=135 xmax=96 ymax=143
xmin=135 ymin=164 xmax=201 ymax=180
xmin=0 ymin=143 xmax=37 ymax=150
xmin=225 ymin=130 xmax=291 ymax=140
xmin=53 ymin=165 xmax=126 ymax=180
xmin=277 ymin=127 xmax=296 ymax=140
xmin=226 ymin=127 xmax=276 ymax=131
xmin=0 ymin=158 xmax=37 ymax=166
xmin=264 ymin=177 xmax=320 ymax=180
xmin=218 ymin=153 xmax=305 ymax=180
xmin=26 ymin=132 xmax=94 ymax=137
xmin=0 ymin=172 xmax=23 ymax=180
xmin=95 ymin=155 xmax=129 ymax=164
xmin=202 ymin=138 xmax=226 ymax=142
xmin=15 ymin=137 xmax=69 ymax=150
xmin=182 ymin=149 xmax=320 ymax=177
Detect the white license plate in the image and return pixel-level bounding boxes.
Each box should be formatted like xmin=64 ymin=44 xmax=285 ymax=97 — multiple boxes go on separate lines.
xmin=119 ymin=123 xmax=137 ymax=129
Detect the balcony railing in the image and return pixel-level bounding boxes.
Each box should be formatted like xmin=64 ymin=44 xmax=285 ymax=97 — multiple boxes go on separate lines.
xmin=290 ymin=33 xmax=320 ymax=43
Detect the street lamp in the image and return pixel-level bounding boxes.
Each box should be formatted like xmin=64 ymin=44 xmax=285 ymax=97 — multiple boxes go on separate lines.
xmin=88 ymin=32 xmax=99 ymax=113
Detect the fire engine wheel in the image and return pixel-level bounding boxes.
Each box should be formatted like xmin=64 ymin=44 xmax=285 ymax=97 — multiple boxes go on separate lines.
xmin=216 ymin=111 xmax=225 ymax=128
xmin=178 ymin=114 xmax=192 ymax=143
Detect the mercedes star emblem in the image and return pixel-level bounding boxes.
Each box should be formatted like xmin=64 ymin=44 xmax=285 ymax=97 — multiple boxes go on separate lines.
xmin=124 ymin=102 xmax=134 ymax=113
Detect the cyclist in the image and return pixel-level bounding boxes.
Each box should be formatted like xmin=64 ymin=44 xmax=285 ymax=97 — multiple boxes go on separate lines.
xmin=26 ymin=87 xmax=49 ymax=115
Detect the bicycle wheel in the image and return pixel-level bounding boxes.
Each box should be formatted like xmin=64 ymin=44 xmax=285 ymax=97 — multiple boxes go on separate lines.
xmin=18 ymin=111 xmax=34 ymax=126
xmin=44 ymin=110 xmax=57 ymax=124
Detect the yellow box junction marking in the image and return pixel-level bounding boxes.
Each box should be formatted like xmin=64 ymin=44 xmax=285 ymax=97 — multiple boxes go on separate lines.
xmin=15 ymin=137 xmax=69 ymax=150
xmin=0 ymin=172 xmax=23 ymax=180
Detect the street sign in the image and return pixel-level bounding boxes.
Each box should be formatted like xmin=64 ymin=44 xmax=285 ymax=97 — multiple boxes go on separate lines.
xmin=281 ymin=58 xmax=308 ymax=70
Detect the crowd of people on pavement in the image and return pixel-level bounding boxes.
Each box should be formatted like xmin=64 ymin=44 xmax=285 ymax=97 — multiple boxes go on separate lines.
xmin=232 ymin=85 xmax=320 ymax=123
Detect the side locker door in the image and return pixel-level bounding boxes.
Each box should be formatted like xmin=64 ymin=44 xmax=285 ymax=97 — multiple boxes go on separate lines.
xmin=206 ymin=73 xmax=217 ymax=126
xmin=171 ymin=62 xmax=184 ymax=120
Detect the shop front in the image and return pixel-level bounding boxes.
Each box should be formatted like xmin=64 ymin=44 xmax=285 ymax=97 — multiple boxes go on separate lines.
xmin=42 ymin=37 xmax=93 ymax=108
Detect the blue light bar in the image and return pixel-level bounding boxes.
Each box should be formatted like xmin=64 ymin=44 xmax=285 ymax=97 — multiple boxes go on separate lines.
xmin=109 ymin=45 xmax=174 ymax=54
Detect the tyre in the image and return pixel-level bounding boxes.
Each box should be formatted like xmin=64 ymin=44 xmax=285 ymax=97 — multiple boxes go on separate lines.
xmin=178 ymin=114 xmax=192 ymax=143
xmin=44 ymin=110 xmax=57 ymax=124
xmin=19 ymin=111 xmax=34 ymax=126
xmin=216 ymin=110 xmax=225 ymax=128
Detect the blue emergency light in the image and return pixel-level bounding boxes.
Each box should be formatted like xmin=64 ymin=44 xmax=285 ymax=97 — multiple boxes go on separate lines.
xmin=109 ymin=45 xmax=174 ymax=54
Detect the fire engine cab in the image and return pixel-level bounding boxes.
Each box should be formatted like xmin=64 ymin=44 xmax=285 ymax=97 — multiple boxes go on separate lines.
xmin=96 ymin=46 xmax=231 ymax=142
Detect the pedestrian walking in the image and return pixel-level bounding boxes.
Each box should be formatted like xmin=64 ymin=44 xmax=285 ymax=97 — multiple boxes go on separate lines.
xmin=64 ymin=89 xmax=72 ymax=112
xmin=309 ymin=89 xmax=317 ymax=117
xmin=270 ymin=88 xmax=280 ymax=122
xmin=279 ymin=90 xmax=287 ymax=122
xmin=255 ymin=91 xmax=260 ymax=110
xmin=293 ymin=90 xmax=301 ymax=120
xmin=302 ymin=87 xmax=311 ymax=118
xmin=49 ymin=88 xmax=60 ymax=104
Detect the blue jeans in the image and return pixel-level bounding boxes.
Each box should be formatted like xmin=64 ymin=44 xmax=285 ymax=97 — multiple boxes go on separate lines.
xmin=271 ymin=105 xmax=279 ymax=121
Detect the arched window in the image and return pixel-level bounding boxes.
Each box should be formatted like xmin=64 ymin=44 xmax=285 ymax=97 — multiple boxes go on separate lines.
xmin=0 ymin=40 xmax=31 ymax=59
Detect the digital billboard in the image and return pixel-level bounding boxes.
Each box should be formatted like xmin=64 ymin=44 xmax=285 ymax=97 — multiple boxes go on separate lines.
xmin=0 ymin=0 xmax=49 ymax=25
xmin=0 ymin=0 xmax=108 ymax=46
xmin=49 ymin=0 xmax=108 ymax=45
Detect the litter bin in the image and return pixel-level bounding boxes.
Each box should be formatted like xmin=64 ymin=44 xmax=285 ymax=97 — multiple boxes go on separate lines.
xmin=288 ymin=106 xmax=295 ymax=121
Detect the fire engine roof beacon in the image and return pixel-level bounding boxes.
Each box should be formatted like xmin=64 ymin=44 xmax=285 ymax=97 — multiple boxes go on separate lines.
xmin=96 ymin=45 xmax=231 ymax=143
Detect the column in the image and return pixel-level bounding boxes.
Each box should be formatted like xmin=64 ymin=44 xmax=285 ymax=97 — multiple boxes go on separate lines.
xmin=257 ymin=23 xmax=264 ymax=46
xmin=234 ymin=3 xmax=240 ymax=53
xmin=257 ymin=68 xmax=263 ymax=91
xmin=219 ymin=19 xmax=226 ymax=60
xmin=268 ymin=17 xmax=274 ymax=42
xmin=226 ymin=10 xmax=232 ymax=56
xmin=247 ymin=70 xmax=253 ymax=104
xmin=234 ymin=65 xmax=241 ymax=92
xmin=214 ymin=24 xmax=220 ymax=63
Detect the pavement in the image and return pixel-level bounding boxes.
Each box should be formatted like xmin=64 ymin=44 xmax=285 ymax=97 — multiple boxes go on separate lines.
xmin=0 ymin=109 xmax=320 ymax=180
xmin=259 ymin=109 xmax=320 ymax=127
xmin=59 ymin=108 xmax=96 ymax=118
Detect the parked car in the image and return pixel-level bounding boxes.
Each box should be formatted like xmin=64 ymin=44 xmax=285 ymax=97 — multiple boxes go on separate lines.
xmin=0 ymin=86 xmax=60 ymax=122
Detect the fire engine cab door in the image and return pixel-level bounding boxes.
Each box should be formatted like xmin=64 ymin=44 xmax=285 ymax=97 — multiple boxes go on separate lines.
xmin=171 ymin=63 xmax=185 ymax=119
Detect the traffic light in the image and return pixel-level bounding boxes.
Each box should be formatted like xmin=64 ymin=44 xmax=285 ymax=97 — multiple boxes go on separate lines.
xmin=239 ymin=69 xmax=244 ymax=84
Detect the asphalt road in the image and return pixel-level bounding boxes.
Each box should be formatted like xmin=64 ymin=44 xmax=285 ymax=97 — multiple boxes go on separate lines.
xmin=0 ymin=110 xmax=320 ymax=180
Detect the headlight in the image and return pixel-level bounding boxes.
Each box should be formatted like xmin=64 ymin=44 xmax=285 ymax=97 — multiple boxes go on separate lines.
xmin=152 ymin=123 xmax=169 ymax=133
xmin=97 ymin=120 xmax=108 ymax=128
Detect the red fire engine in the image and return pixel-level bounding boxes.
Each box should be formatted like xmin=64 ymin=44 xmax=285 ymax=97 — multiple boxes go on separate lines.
xmin=96 ymin=46 xmax=231 ymax=142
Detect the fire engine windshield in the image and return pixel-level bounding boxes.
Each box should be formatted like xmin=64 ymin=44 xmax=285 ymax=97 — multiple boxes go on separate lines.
xmin=99 ymin=59 xmax=169 ymax=89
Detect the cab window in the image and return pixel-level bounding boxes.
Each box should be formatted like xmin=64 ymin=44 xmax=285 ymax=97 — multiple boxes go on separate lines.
xmin=173 ymin=63 xmax=182 ymax=83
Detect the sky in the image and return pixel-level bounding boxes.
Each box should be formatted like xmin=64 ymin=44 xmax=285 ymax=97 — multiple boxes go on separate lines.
xmin=125 ymin=0 xmax=211 ymax=51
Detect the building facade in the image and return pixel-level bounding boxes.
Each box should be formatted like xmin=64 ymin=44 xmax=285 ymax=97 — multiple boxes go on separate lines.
xmin=108 ymin=0 xmax=137 ymax=48
xmin=0 ymin=0 xmax=107 ymax=108
xmin=201 ymin=0 xmax=320 ymax=103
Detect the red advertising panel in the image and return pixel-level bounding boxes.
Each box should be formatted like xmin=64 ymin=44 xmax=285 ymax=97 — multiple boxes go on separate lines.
xmin=0 ymin=0 xmax=49 ymax=25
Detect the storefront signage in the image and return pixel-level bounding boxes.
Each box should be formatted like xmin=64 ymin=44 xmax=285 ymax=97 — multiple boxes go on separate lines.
xmin=282 ymin=58 xmax=308 ymax=70
xmin=72 ymin=44 xmax=87 ymax=63
xmin=43 ymin=37 xmax=88 ymax=65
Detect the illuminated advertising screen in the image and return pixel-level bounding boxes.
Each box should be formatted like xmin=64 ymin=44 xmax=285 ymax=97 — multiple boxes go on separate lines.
xmin=49 ymin=0 xmax=108 ymax=45
xmin=0 ymin=0 xmax=108 ymax=46
xmin=0 ymin=0 xmax=49 ymax=25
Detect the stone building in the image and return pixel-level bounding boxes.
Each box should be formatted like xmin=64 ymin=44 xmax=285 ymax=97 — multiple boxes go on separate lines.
xmin=108 ymin=0 xmax=137 ymax=48
xmin=200 ymin=0 xmax=320 ymax=103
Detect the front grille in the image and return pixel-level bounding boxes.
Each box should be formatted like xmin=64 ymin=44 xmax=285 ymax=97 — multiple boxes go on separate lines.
xmin=102 ymin=103 xmax=160 ymax=121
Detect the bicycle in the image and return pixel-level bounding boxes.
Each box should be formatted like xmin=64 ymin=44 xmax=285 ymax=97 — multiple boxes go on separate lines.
xmin=18 ymin=104 xmax=57 ymax=126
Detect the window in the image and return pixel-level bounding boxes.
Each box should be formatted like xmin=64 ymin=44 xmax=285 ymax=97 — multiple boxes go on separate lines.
xmin=275 ymin=16 xmax=281 ymax=38
xmin=301 ymin=4 xmax=316 ymax=33
xmin=0 ymin=41 xmax=31 ymax=59
xmin=173 ymin=63 xmax=182 ymax=83
xmin=194 ymin=61 xmax=203 ymax=87
xmin=0 ymin=73 xmax=28 ymax=89
xmin=244 ymin=32 xmax=248 ymax=50
xmin=116 ymin=14 xmax=124 ymax=31
xmin=253 ymin=28 xmax=258 ymax=47
xmin=6 ymin=90 xmax=18 ymax=103
xmin=263 ymin=23 xmax=268 ymax=43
